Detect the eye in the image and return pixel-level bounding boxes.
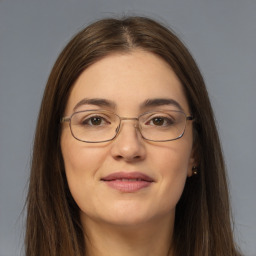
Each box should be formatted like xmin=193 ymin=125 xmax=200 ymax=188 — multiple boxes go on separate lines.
xmin=151 ymin=117 xmax=165 ymax=126
xmin=145 ymin=115 xmax=175 ymax=127
xmin=81 ymin=115 xmax=110 ymax=126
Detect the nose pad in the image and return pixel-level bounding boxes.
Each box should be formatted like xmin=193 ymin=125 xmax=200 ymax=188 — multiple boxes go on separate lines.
xmin=134 ymin=122 xmax=139 ymax=129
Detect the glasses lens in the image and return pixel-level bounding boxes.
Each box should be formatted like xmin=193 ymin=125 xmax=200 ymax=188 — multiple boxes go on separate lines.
xmin=70 ymin=110 xmax=119 ymax=142
xmin=69 ymin=110 xmax=187 ymax=143
xmin=139 ymin=110 xmax=187 ymax=141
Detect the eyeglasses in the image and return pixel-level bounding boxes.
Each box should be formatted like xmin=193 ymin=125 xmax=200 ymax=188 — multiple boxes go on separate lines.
xmin=61 ymin=109 xmax=194 ymax=143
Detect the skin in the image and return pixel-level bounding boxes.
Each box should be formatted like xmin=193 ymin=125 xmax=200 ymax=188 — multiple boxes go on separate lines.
xmin=61 ymin=50 xmax=196 ymax=256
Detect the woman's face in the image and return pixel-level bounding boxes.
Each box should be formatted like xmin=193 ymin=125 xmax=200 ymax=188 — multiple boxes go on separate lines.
xmin=61 ymin=50 xmax=195 ymax=227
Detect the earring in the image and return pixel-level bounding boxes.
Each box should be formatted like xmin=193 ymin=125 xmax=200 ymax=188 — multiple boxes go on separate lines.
xmin=192 ymin=166 xmax=199 ymax=175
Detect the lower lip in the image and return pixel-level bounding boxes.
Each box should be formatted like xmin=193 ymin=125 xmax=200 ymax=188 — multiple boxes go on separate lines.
xmin=103 ymin=180 xmax=152 ymax=192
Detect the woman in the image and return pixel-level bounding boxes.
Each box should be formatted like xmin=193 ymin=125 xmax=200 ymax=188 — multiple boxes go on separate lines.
xmin=25 ymin=16 xmax=241 ymax=256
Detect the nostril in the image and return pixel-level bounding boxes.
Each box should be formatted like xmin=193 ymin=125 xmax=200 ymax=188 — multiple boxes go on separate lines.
xmin=115 ymin=155 xmax=124 ymax=160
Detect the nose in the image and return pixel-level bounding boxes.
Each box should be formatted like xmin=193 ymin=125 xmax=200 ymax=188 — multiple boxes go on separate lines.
xmin=110 ymin=120 xmax=146 ymax=162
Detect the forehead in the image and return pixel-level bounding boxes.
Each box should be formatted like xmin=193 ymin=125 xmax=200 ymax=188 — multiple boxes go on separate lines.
xmin=65 ymin=50 xmax=189 ymax=114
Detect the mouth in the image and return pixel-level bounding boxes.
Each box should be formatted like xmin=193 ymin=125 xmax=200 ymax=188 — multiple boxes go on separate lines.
xmin=101 ymin=172 xmax=154 ymax=192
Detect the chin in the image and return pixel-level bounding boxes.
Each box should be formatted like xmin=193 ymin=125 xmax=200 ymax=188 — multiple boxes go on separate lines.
xmin=110 ymin=212 xmax=152 ymax=226
xmin=97 ymin=204 xmax=170 ymax=228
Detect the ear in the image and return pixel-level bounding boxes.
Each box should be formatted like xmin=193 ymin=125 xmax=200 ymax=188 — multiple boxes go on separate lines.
xmin=187 ymin=155 xmax=197 ymax=177
xmin=187 ymin=144 xmax=199 ymax=177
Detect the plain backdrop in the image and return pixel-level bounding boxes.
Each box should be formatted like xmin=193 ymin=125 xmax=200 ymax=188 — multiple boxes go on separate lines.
xmin=0 ymin=0 xmax=255 ymax=255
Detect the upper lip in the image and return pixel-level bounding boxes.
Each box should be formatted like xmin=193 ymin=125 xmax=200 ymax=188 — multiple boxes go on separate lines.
xmin=101 ymin=172 xmax=155 ymax=182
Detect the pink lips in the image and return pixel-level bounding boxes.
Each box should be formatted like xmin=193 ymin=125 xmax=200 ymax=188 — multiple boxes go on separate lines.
xmin=101 ymin=172 xmax=154 ymax=192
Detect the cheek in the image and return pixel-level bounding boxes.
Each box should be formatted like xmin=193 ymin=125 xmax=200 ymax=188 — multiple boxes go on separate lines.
xmin=158 ymin=148 xmax=189 ymax=188
xmin=60 ymin=131 xmax=108 ymax=208
xmin=151 ymin=137 xmax=193 ymax=177
xmin=149 ymin=140 xmax=193 ymax=211
xmin=61 ymin=128 xmax=108 ymax=174
xmin=63 ymin=145 xmax=102 ymax=174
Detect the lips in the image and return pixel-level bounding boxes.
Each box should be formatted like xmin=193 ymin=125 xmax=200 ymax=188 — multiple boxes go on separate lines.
xmin=101 ymin=172 xmax=154 ymax=192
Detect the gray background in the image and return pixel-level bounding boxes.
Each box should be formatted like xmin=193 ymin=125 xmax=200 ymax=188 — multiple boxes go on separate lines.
xmin=0 ymin=0 xmax=255 ymax=255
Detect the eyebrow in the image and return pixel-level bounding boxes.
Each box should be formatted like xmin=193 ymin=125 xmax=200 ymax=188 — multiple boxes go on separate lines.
xmin=73 ymin=98 xmax=116 ymax=112
xmin=73 ymin=97 xmax=183 ymax=112
xmin=141 ymin=98 xmax=184 ymax=111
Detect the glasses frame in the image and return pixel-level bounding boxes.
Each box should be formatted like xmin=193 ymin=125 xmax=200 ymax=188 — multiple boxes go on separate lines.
xmin=60 ymin=109 xmax=194 ymax=143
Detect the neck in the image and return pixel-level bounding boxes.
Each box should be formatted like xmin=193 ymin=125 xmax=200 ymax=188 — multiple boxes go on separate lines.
xmin=82 ymin=215 xmax=175 ymax=256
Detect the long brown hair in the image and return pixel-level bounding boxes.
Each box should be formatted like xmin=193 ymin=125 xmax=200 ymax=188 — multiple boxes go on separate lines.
xmin=25 ymin=16 xmax=241 ymax=256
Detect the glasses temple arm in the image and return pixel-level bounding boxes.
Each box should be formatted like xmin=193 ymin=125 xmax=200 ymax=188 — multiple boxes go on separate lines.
xmin=60 ymin=117 xmax=70 ymax=123
xmin=186 ymin=115 xmax=194 ymax=121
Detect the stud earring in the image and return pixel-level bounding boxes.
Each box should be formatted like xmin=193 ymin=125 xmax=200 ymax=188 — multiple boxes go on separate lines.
xmin=192 ymin=166 xmax=199 ymax=175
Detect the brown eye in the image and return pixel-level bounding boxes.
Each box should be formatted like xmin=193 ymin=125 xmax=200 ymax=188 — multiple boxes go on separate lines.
xmin=81 ymin=116 xmax=108 ymax=126
xmin=147 ymin=117 xmax=174 ymax=127
xmin=152 ymin=117 xmax=165 ymax=126
xmin=89 ymin=117 xmax=103 ymax=126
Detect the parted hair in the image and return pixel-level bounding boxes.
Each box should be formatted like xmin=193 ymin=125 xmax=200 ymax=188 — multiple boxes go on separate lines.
xmin=25 ymin=16 xmax=241 ymax=256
